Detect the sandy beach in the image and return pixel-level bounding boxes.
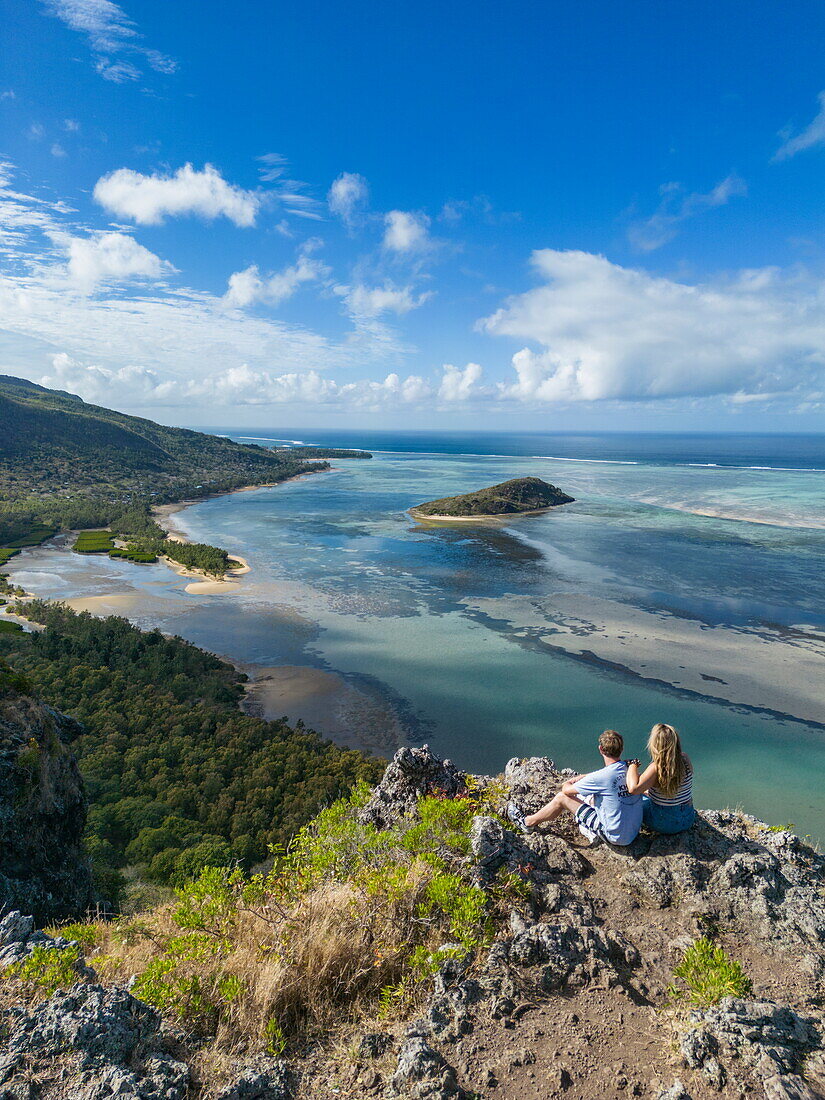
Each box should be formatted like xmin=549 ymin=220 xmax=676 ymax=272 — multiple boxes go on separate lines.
xmin=152 ymin=502 xmax=251 ymax=594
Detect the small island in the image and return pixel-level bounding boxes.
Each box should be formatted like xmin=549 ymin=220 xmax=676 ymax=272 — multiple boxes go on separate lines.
xmin=411 ymin=476 xmax=575 ymax=519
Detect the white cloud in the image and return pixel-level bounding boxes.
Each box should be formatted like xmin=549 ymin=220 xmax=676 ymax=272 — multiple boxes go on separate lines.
xmin=224 ymin=247 xmax=330 ymax=308
xmin=256 ymin=153 xmax=323 ymax=220
xmin=775 ymin=90 xmax=825 ymax=160
xmin=63 ymin=231 xmax=172 ymax=291
xmin=0 ymin=161 xmax=404 ymax=390
xmin=482 ymin=249 xmax=825 ymax=403
xmin=328 ymin=172 xmax=369 ymax=226
xmin=628 ymin=174 xmax=747 ymax=251
xmin=36 ymin=352 xmax=457 ymax=410
xmin=438 ymin=362 xmax=483 ymax=402
xmin=41 ymin=0 xmax=176 ymax=82
xmin=50 ymin=143 xmax=67 ymax=158
xmin=63 ymin=119 xmax=80 ymax=132
xmin=339 ymin=283 xmax=431 ymax=318
xmin=94 ymin=164 xmax=260 ymax=227
xmin=383 ymin=210 xmax=430 ymax=252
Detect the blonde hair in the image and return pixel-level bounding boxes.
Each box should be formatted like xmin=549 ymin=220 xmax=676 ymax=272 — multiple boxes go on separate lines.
xmin=598 ymin=729 xmax=623 ymax=758
xmin=647 ymin=722 xmax=687 ymax=797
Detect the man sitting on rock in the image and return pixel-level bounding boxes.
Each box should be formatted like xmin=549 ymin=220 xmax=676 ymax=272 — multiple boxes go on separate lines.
xmin=508 ymin=730 xmax=643 ymax=847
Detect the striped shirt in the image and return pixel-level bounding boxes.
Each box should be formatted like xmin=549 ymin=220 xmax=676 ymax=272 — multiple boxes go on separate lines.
xmin=648 ymin=768 xmax=693 ymax=807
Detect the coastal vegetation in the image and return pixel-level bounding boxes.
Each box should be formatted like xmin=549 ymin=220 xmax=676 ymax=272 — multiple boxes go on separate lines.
xmin=274 ymin=446 xmax=373 ymax=460
xmin=0 ymin=602 xmax=383 ymax=903
xmin=413 ymin=475 xmax=575 ymax=518
xmin=0 ymin=374 xmax=325 ymax=547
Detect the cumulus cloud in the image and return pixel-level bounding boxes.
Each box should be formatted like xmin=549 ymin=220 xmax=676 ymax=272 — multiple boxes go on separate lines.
xmin=94 ymin=164 xmax=260 ymax=227
xmin=383 ymin=210 xmax=430 ymax=252
xmin=63 ymin=231 xmax=173 ymax=291
xmin=0 ymin=160 xmax=403 ymax=386
xmin=35 ymin=352 xmax=480 ymax=410
xmin=328 ymin=172 xmax=369 ymax=226
xmin=338 ymin=283 xmax=431 ymax=318
xmin=482 ymin=249 xmax=825 ymax=403
xmin=775 ymin=90 xmax=825 ymax=160
xmin=628 ymin=174 xmax=747 ymax=251
xmin=41 ymin=0 xmax=176 ymax=82
xmin=438 ymin=362 xmax=483 ymax=402
xmin=224 ymin=245 xmax=330 ymax=308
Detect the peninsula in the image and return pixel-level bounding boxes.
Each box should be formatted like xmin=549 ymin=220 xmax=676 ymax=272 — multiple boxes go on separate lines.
xmin=412 ymin=475 xmax=575 ymax=519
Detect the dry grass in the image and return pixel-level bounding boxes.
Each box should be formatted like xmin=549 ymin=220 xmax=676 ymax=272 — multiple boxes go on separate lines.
xmin=90 ymin=857 xmax=440 ymax=1055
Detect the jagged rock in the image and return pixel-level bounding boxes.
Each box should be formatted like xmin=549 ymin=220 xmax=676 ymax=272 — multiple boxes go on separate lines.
xmin=503 ymin=756 xmax=563 ymax=813
xmin=0 ymin=983 xmax=188 ymax=1099
xmin=501 ymin=911 xmax=639 ymax=991
xmin=360 ymin=746 xmax=467 ymax=830
xmin=616 ymin=811 xmax=825 ymax=952
xmin=389 ymin=1037 xmax=464 ymax=1098
xmin=0 ymin=693 xmax=94 ymax=923
xmin=0 ymin=909 xmax=93 ymax=976
xmin=469 ymin=815 xmax=584 ymax=889
xmin=212 ymin=1056 xmax=293 ymax=1099
xmin=680 ymin=998 xmax=818 ymax=1095
xmin=763 ymin=1075 xmax=820 ymax=1100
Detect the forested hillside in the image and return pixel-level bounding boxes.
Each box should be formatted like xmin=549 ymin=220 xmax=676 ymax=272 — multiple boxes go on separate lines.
xmin=0 ymin=603 xmax=383 ymax=905
xmin=0 ymin=375 xmax=322 ymax=543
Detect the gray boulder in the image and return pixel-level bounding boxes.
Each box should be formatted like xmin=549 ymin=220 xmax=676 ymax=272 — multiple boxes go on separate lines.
xmin=389 ymin=1037 xmax=464 ymax=1098
xmin=0 ymin=983 xmax=188 ymax=1100
xmin=212 ymin=1055 xmax=293 ymax=1099
xmin=680 ymin=997 xmax=818 ymax=1095
xmin=359 ymin=745 xmax=467 ymax=830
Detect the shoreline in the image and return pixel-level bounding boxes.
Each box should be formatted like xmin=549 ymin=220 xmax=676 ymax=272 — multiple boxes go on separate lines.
xmin=151 ymin=468 xmax=329 ymax=593
xmin=409 ymin=505 xmax=558 ymax=523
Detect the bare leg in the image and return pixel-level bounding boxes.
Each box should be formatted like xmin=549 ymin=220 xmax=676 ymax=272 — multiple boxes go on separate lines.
xmin=525 ymin=790 xmax=583 ymax=828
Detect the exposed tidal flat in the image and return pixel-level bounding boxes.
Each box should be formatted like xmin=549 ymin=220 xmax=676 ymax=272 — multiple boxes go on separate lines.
xmin=5 ymin=431 xmax=825 ymax=841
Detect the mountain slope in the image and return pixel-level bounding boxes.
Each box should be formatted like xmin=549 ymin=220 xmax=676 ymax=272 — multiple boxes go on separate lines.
xmin=0 ymin=374 xmax=316 ymax=543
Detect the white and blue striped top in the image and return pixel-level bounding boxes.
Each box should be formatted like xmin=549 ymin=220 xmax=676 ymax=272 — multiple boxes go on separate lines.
xmin=648 ymin=768 xmax=693 ymax=807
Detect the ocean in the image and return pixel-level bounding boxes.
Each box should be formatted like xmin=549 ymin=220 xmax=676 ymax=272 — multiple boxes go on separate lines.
xmin=7 ymin=431 xmax=825 ymax=840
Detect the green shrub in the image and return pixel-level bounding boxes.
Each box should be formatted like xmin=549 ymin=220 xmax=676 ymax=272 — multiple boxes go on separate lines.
xmin=0 ymin=549 xmax=20 ymax=565
xmin=3 ymin=944 xmax=82 ymax=994
xmin=116 ymin=789 xmax=495 ymax=1041
xmin=0 ymin=621 xmax=23 ymax=634
xmin=44 ymin=922 xmax=101 ymax=951
xmin=669 ymin=937 xmax=752 ymax=1008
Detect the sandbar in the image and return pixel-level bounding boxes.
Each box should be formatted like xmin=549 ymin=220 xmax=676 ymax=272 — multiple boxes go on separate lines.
xmin=463 ymin=591 xmax=825 ymax=727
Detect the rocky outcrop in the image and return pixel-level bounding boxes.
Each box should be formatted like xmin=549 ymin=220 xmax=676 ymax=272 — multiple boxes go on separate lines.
xmin=212 ymin=1056 xmax=294 ymax=1099
xmin=0 ymin=693 xmax=94 ymax=923
xmin=681 ymin=998 xmax=823 ymax=1098
xmin=0 ymin=910 xmax=92 ymax=975
xmin=1 ymin=744 xmax=822 ymax=1099
xmin=359 ymin=745 xmax=468 ymax=830
xmin=0 ymin=983 xmax=189 ymax=1099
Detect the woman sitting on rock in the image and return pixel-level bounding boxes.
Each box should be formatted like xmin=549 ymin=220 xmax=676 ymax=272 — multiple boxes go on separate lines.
xmin=626 ymin=722 xmax=695 ymax=834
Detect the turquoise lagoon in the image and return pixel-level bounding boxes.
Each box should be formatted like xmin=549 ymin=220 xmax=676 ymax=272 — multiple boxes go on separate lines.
xmin=8 ymin=432 xmax=825 ymax=840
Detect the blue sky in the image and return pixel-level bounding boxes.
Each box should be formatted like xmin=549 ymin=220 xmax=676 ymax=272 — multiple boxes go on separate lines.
xmin=1 ymin=0 xmax=825 ymax=430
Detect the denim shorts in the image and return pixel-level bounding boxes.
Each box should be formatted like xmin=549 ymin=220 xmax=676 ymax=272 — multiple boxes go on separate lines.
xmin=642 ymin=796 xmax=695 ymax=835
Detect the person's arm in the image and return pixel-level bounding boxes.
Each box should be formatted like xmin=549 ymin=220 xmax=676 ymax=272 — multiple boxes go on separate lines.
xmin=625 ymin=761 xmax=657 ymax=795
xmin=562 ymin=772 xmax=586 ymax=795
